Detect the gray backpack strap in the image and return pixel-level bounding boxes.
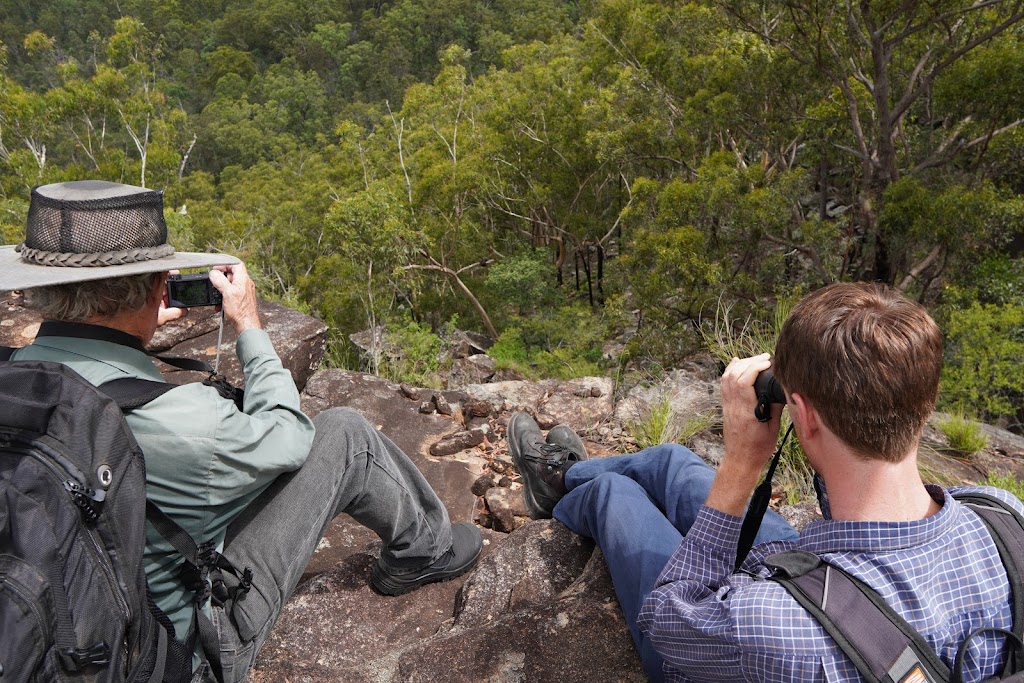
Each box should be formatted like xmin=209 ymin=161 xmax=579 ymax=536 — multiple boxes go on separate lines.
xmin=955 ymin=494 xmax=1024 ymax=636
xmin=954 ymin=493 xmax=1024 ymax=680
xmin=765 ymin=550 xmax=949 ymax=683
xmin=767 ymin=493 xmax=1024 ymax=683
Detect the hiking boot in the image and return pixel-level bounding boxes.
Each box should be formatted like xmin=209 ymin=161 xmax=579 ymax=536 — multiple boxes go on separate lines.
xmin=546 ymin=424 xmax=589 ymax=462
xmin=370 ymin=522 xmax=483 ymax=596
xmin=507 ymin=413 xmax=588 ymax=519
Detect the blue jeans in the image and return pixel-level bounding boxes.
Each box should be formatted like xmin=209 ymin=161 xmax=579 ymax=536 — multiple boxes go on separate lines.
xmin=553 ymin=444 xmax=799 ymax=682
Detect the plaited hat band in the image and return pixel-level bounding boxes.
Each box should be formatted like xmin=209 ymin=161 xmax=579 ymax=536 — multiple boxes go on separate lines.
xmin=14 ymin=242 xmax=176 ymax=268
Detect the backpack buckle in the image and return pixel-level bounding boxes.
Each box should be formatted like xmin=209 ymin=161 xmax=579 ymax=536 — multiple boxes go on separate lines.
xmin=58 ymin=642 xmax=111 ymax=671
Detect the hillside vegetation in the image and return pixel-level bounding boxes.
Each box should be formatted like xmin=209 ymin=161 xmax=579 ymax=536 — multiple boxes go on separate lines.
xmin=2 ymin=0 xmax=1024 ymax=433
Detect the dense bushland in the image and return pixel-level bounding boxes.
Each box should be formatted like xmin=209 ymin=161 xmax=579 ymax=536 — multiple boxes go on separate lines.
xmin=2 ymin=0 xmax=1023 ymax=432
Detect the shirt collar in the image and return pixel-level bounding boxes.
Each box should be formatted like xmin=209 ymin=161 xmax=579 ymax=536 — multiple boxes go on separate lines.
xmin=799 ymin=485 xmax=956 ymax=554
xmin=31 ymin=328 xmax=164 ymax=382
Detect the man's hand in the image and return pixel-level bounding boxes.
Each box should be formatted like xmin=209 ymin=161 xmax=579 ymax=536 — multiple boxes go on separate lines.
xmin=705 ymin=353 xmax=783 ymax=517
xmin=209 ymin=263 xmax=262 ymax=333
xmin=158 ymin=301 xmax=187 ymax=327
xmin=157 ymin=270 xmax=187 ymax=327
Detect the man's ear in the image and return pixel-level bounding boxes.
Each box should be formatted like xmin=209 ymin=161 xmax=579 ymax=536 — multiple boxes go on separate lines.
xmin=148 ymin=272 xmax=167 ymax=307
xmin=788 ymin=392 xmax=819 ymax=441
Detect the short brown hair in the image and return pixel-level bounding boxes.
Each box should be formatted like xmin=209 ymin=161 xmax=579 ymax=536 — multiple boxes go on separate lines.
xmin=773 ymin=282 xmax=942 ymax=462
xmin=25 ymin=273 xmax=159 ymax=322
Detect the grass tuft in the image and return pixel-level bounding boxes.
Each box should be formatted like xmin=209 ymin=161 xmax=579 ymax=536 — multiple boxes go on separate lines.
xmin=936 ymin=412 xmax=989 ymax=457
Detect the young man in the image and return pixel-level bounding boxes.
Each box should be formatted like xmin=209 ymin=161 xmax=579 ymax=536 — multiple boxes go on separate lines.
xmin=1 ymin=180 xmax=482 ymax=682
xmin=510 ymin=282 xmax=1022 ymax=682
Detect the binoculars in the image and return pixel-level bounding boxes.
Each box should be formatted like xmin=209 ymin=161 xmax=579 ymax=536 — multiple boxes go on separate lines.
xmin=753 ymin=369 xmax=786 ymax=422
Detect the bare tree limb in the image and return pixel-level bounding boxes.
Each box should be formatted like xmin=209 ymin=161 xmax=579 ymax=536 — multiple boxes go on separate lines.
xmin=898 ymin=244 xmax=942 ymax=291
xmin=404 ymin=261 xmax=498 ymax=338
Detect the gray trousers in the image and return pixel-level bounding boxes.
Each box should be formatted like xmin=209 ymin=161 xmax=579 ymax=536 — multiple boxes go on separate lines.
xmin=191 ymin=407 xmax=453 ymax=682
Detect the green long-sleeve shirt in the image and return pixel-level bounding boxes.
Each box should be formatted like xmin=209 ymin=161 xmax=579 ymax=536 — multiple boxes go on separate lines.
xmin=12 ymin=327 xmax=315 ymax=645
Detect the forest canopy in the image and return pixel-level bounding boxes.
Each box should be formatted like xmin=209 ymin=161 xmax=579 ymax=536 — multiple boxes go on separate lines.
xmin=2 ymin=0 xmax=1024 ymax=431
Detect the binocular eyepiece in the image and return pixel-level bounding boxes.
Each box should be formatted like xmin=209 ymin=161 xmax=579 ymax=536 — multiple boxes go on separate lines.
xmin=753 ymin=369 xmax=786 ymax=422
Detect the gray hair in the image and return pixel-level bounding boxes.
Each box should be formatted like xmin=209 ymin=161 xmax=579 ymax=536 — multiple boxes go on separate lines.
xmin=24 ymin=272 xmax=159 ymax=322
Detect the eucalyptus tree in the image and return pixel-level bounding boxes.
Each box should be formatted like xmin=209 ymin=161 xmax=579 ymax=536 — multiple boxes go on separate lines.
xmin=718 ymin=0 xmax=1024 ymax=290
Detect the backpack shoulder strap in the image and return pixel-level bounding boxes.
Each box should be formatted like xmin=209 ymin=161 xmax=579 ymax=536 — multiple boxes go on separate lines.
xmin=766 ymin=550 xmax=949 ymax=683
xmin=954 ymin=492 xmax=1024 ymax=638
xmin=97 ymin=376 xmax=177 ymax=412
xmin=0 ymin=346 xmax=15 ymax=360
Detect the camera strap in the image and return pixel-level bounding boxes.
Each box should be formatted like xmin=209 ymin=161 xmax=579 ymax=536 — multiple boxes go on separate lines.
xmin=35 ymin=321 xmax=245 ymax=410
xmin=735 ymin=423 xmax=794 ymax=571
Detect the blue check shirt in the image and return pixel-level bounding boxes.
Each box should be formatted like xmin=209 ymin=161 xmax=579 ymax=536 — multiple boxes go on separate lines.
xmin=638 ymin=485 xmax=1023 ymax=682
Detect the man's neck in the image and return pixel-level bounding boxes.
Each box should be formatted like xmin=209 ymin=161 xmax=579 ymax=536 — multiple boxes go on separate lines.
xmin=816 ymin=449 xmax=941 ymax=522
xmin=85 ymin=311 xmax=153 ymax=347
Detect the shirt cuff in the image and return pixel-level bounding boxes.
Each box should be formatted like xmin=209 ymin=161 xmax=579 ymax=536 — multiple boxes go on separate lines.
xmin=687 ymin=505 xmax=743 ymax=546
xmin=235 ymin=328 xmax=276 ymax=364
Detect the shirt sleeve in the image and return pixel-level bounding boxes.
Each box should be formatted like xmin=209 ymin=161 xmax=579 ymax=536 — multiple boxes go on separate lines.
xmin=637 ymin=505 xmax=751 ymax=681
xmin=203 ymin=328 xmax=315 ymax=502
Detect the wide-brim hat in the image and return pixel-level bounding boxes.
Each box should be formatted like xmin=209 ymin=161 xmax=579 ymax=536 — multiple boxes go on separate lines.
xmin=0 ymin=180 xmax=239 ymax=291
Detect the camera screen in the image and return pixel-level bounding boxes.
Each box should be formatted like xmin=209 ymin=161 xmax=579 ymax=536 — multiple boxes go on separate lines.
xmin=175 ymin=279 xmax=209 ymax=306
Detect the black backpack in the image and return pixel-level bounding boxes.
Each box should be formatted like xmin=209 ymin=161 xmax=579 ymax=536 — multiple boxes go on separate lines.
xmin=0 ymin=358 xmax=190 ymax=682
xmin=1 ymin=319 xmax=254 ymax=683
xmin=766 ymin=492 xmax=1024 ymax=683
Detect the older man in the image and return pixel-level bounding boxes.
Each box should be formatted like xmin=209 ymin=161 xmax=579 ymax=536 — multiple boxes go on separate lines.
xmin=1 ymin=180 xmax=481 ymax=682
xmin=510 ymin=282 xmax=1024 ymax=682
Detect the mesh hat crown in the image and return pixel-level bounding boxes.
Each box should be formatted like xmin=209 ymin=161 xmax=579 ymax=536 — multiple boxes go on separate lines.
xmin=18 ymin=180 xmax=173 ymax=266
xmin=0 ymin=180 xmax=239 ymax=291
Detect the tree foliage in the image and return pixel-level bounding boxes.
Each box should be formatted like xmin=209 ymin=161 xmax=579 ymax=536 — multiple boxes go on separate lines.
xmin=2 ymin=0 xmax=1023 ymax=420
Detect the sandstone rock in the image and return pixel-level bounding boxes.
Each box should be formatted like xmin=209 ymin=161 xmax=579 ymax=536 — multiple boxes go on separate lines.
xmin=466 ymin=377 xmax=614 ymax=432
xmin=448 ymin=329 xmax=494 ymax=358
xmin=441 ymin=389 xmax=469 ymax=405
xmin=614 ymin=367 xmax=720 ymax=427
xmin=464 ymin=397 xmax=493 ymax=418
xmin=430 ymin=429 xmax=485 ymax=456
xmin=252 ymin=522 xmax=644 ymax=682
xmin=471 ymin=473 xmax=495 ymax=497
xmin=433 ymin=392 xmax=453 ymax=416
xmin=157 ymin=299 xmax=327 ymax=393
xmin=348 ymin=326 xmax=387 ymax=356
xmin=448 ymin=354 xmax=497 ymax=386
xmin=418 ymin=400 xmax=435 ymax=414
xmin=485 ymin=486 xmax=519 ymax=532
xmin=148 ymin=306 xmax=221 ymax=352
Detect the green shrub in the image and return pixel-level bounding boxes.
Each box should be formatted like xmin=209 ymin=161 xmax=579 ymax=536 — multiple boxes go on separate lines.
xmin=983 ymin=473 xmax=1024 ymax=500
xmin=489 ymin=304 xmax=610 ymax=380
xmin=699 ymin=296 xmax=797 ymax=364
xmin=936 ymin=412 xmax=989 ymax=456
xmin=627 ymin=397 xmax=676 ymax=449
xmin=489 ymin=327 xmax=530 ymax=369
xmin=939 ymin=302 xmax=1024 ymax=431
xmin=379 ymin=319 xmax=444 ymax=387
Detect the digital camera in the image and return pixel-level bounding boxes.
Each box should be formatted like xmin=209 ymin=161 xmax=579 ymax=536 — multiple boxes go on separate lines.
xmin=166 ymin=273 xmax=222 ymax=308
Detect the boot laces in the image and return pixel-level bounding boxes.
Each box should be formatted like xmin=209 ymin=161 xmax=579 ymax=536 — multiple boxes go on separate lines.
xmin=522 ymin=442 xmax=579 ymax=468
